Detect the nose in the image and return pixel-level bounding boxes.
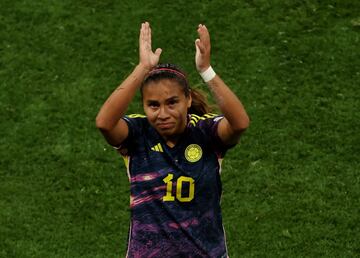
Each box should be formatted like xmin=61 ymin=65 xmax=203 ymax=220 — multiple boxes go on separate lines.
xmin=158 ymin=106 xmax=170 ymax=120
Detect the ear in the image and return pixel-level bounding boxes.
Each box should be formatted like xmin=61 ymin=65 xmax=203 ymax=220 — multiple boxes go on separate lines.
xmin=187 ymin=91 xmax=192 ymax=108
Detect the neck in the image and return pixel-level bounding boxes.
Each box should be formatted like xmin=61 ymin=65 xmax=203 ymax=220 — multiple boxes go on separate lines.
xmin=164 ymin=135 xmax=179 ymax=148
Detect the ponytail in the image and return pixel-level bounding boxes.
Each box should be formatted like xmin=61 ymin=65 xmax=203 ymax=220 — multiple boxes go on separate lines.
xmin=188 ymin=88 xmax=213 ymax=116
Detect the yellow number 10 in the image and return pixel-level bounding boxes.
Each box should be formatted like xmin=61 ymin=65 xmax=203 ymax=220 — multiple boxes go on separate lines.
xmin=163 ymin=173 xmax=195 ymax=202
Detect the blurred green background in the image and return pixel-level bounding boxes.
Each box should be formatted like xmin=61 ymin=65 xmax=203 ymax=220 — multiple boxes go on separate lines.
xmin=1 ymin=0 xmax=359 ymax=257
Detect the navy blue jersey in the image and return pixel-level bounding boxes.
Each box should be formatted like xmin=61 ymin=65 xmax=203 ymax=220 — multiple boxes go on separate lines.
xmin=117 ymin=113 xmax=233 ymax=258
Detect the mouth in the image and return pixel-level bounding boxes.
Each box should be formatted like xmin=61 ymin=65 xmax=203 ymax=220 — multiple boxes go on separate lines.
xmin=157 ymin=122 xmax=175 ymax=130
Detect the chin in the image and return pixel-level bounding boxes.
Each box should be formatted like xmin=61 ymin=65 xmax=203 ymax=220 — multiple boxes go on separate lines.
xmin=158 ymin=127 xmax=180 ymax=138
xmin=158 ymin=129 xmax=174 ymax=137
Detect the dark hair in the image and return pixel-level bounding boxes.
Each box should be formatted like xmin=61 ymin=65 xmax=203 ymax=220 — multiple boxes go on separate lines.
xmin=141 ymin=63 xmax=212 ymax=116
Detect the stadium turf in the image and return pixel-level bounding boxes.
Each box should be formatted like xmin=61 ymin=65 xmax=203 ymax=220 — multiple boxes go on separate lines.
xmin=1 ymin=0 xmax=359 ymax=257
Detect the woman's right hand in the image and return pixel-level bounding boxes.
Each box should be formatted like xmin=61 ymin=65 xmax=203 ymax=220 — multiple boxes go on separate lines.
xmin=139 ymin=22 xmax=162 ymax=71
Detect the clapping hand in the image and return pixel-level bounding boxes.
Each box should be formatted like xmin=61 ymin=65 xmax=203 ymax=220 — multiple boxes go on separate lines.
xmin=139 ymin=22 xmax=162 ymax=71
xmin=195 ymin=24 xmax=211 ymax=73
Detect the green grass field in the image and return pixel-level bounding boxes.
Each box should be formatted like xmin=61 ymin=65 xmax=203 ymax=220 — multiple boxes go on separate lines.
xmin=1 ymin=0 xmax=359 ymax=257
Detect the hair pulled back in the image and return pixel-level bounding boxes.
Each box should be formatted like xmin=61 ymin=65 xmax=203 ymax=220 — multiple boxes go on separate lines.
xmin=141 ymin=63 xmax=212 ymax=116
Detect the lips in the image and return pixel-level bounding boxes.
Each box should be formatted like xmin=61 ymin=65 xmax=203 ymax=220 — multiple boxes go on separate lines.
xmin=157 ymin=122 xmax=175 ymax=129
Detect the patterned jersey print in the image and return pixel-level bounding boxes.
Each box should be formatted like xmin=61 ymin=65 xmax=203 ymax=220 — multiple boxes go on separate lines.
xmin=118 ymin=113 xmax=232 ymax=258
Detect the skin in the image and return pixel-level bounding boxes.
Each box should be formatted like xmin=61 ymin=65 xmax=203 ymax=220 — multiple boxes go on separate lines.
xmin=96 ymin=22 xmax=249 ymax=148
xmin=142 ymin=79 xmax=191 ymax=146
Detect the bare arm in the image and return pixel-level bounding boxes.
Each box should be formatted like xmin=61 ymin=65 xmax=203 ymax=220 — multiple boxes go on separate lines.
xmin=96 ymin=22 xmax=162 ymax=146
xmin=195 ymin=24 xmax=250 ymax=145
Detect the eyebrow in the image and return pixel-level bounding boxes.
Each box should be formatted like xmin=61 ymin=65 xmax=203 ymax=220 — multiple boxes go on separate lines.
xmin=166 ymin=96 xmax=180 ymax=101
xmin=146 ymin=100 xmax=159 ymax=105
xmin=146 ymin=96 xmax=180 ymax=104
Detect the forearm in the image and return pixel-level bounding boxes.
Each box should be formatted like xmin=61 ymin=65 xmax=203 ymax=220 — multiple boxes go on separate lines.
xmin=207 ymin=74 xmax=249 ymax=131
xmin=96 ymin=64 xmax=148 ymax=130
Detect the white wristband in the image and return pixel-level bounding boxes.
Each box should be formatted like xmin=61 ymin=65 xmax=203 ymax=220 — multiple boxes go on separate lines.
xmin=200 ymin=66 xmax=216 ymax=82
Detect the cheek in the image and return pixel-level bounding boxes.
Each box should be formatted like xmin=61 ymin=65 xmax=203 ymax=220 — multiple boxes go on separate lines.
xmin=143 ymin=107 xmax=155 ymax=121
xmin=170 ymin=106 xmax=188 ymax=120
xmin=147 ymin=111 xmax=156 ymax=119
xmin=180 ymin=102 xmax=190 ymax=115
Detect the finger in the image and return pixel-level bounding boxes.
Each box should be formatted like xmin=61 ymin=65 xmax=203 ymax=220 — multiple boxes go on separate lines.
xmin=198 ymin=25 xmax=210 ymax=46
xmin=195 ymin=40 xmax=201 ymax=58
xmin=195 ymin=39 xmax=200 ymax=52
xmin=140 ymin=24 xmax=147 ymax=48
xmin=154 ymin=48 xmax=162 ymax=57
xmin=195 ymin=38 xmax=206 ymax=54
xmin=140 ymin=23 xmax=144 ymax=41
xmin=145 ymin=22 xmax=150 ymax=39
xmin=143 ymin=22 xmax=148 ymax=40
xmin=144 ymin=22 xmax=148 ymax=41
xmin=148 ymin=23 xmax=152 ymax=47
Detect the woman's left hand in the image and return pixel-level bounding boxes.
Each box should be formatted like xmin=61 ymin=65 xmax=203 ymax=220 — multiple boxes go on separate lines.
xmin=195 ymin=24 xmax=211 ymax=72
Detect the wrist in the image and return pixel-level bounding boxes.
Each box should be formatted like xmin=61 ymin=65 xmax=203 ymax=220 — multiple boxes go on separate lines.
xmin=136 ymin=63 xmax=152 ymax=76
xmin=199 ymin=66 xmax=216 ymax=82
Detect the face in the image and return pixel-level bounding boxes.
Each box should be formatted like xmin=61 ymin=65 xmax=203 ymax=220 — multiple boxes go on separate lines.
xmin=142 ymin=79 xmax=192 ymax=142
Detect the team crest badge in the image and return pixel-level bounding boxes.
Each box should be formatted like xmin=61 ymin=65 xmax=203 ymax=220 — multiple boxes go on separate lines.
xmin=185 ymin=144 xmax=202 ymax=162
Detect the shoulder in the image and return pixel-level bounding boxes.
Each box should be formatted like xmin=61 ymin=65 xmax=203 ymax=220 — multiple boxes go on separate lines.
xmin=123 ymin=114 xmax=148 ymax=128
xmin=115 ymin=114 xmax=149 ymax=155
xmin=123 ymin=113 xmax=147 ymax=122
xmin=122 ymin=113 xmax=150 ymax=140
xmin=189 ymin=113 xmax=224 ymax=128
xmin=188 ymin=113 xmax=233 ymax=157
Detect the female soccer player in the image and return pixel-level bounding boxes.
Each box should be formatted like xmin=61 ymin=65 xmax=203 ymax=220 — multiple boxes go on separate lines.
xmin=96 ymin=22 xmax=249 ymax=258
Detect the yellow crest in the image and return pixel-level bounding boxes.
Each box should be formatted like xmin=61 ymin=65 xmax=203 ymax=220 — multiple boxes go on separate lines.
xmin=185 ymin=144 xmax=202 ymax=162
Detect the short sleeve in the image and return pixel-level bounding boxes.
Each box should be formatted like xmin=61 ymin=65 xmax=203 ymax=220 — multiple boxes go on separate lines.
xmin=112 ymin=114 xmax=147 ymax=155
xmin=190 ymin=113 xmax=235 ymax=158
